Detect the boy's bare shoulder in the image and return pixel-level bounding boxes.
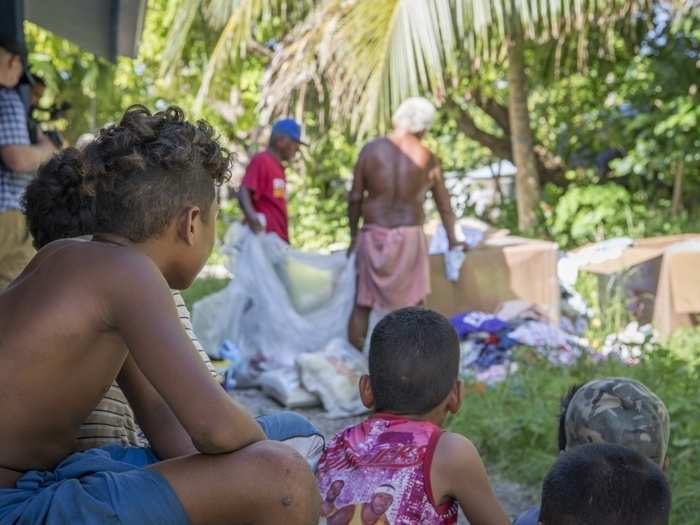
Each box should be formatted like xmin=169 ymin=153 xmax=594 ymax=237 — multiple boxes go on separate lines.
xmin=35 ymin=239 xmax=164 ymax=290
xmin=434 ymin=432 xmax=480 ymax=464
xmin=432 ymin=431 xmax=484 ymax=480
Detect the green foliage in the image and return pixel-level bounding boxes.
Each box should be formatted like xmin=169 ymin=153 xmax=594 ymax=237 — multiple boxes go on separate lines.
xmin=181 ymin=276 xmax=230 ymax=310
xmin=543 ymin=182 xmax=700 ymax=249
xmin=449 ymin=340 xmax=700 ymax=524
xmin=550 ymin=183 xmax=641 ymax=247
xmin=287 ymin=129 xmax=358 ymax=251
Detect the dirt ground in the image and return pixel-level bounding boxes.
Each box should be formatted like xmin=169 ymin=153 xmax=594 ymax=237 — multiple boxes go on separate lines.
xmin=234 ymin=388 xmax=536 ymax=524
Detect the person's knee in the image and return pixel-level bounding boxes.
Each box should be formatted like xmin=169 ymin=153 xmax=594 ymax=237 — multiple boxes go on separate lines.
xmin=246 ymin=441 xmax=320 ymax=524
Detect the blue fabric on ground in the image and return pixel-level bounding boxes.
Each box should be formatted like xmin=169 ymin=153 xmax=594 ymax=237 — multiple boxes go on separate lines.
xmin=513 ymin=505 xmax=540 ymax=525
xmin=0 ymin=446 xmax=189 ymax=525
xmin=257 ymin=411 xmax=322 ymax=441
xmin=450 ymin=311 xmax=510 ymax=339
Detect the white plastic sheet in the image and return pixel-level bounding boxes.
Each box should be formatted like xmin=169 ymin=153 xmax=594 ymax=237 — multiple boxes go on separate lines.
xmin=193 ymin=224 xmax=357 ymax=373
xmin=298 ymin=338 xmax=369 ymax=418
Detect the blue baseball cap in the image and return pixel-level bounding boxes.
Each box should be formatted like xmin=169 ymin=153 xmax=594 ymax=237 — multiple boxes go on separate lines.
xmin=271 ymin=118 xmax=308 ymax=146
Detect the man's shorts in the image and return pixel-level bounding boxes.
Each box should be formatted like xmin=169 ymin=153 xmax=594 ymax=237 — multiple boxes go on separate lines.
xmin=0 ymin=445 xmax=189 ymax=525
xmin=0 ymin=210 xmax=35 ymax=290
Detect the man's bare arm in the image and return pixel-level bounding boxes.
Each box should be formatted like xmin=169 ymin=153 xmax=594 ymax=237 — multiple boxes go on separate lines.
xmin=431 ymin=433 xmax=510 ymax=525
xmin=347 ymin=149 xmax=366 ymax=254
xmin=429 ymin=159 xmax=461 ymax=248
xmin=237 ymin=187 xmax=264 ymax=233
xmin=117 ymin=355 xmax=197 ymax=459
xmin=1 ymin=133 xmax=55 ymax=173
xmin=110 ymin=253 xmax=265 ymax=454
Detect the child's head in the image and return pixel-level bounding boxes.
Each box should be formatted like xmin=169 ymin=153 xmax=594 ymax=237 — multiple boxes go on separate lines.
xmin=539 ymin=442 xmax=671 ymax=525
xmin=23 ymin=105 xmax=230 ymax=288
xmin=557 ymin=378 xmax=670 ymax=468
xmin=363 ymin=307 xmax=461 ymax=417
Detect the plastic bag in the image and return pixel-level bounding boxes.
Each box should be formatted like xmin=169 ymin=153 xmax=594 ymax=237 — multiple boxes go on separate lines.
xmin=258 ymin=368 xmax=321 ymax=408
xmin=275 ymin=257 xmax=337 ymax=314
xmin=298 ymin=338 xmax=369 ymax=419
xmin=193 ymin=224 xmax=357 ymax=371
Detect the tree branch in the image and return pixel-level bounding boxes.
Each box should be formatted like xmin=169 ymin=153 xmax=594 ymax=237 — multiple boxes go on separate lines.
xmin=449 ymin=104 xmax=514 ymax=161
xmin=473 ymin=91 xmax=511 ymax=134
xmin=446 ymin=94 xmax=568 ymax=187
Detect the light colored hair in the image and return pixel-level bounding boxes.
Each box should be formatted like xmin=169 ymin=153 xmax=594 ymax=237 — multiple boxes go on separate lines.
xmin=392 ymin=97 xmax=436 ymax=134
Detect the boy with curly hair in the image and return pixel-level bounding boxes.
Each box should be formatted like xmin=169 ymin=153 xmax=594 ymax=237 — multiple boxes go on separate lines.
xmin=0 ymin=106 xmax=319 ymax=525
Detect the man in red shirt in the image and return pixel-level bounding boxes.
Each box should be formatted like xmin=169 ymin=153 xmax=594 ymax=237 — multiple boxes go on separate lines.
xmin=238 ymin=119 xmax=306 ymax=243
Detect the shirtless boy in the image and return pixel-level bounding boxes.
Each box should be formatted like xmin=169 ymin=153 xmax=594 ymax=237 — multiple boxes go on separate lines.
xmin=0 ymin=106 xmax=319 ymax=525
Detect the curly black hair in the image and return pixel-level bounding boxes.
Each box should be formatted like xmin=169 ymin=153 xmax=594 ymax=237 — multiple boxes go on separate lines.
xmin=23 ymin=105 xmax=230 ymax=248
xmin=23 ymin=147 xmax=95 ymax=249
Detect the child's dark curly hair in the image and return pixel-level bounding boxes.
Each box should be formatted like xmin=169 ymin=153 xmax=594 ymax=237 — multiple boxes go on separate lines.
xmin=23 ymin=147 xmax=95 ymax=249
xmin=23 ymin=105 xmax=230 ymax=248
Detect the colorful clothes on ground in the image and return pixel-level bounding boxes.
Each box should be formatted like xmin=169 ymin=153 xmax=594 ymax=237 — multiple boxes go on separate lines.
xmin=0 ymin=445 xmax=189 ymax=525
xmin=316 ymin=414 xmax=458 ymax=525
xmin=241 ymin=150 xmax=289 ymax=242
xmin=355 ymin=225 xmax=430 ymax=311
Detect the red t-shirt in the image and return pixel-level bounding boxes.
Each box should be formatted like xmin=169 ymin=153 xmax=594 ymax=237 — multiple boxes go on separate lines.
xmin=241 ymin=150 xmax=289 ymax=242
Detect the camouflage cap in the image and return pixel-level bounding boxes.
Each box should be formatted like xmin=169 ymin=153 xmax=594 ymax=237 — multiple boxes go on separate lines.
xmin=564 ymin=377 xmax=670 ymax=466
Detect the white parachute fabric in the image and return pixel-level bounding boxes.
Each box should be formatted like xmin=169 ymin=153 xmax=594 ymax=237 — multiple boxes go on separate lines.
xmin=193 ymin=224 xmax=357 ymax=374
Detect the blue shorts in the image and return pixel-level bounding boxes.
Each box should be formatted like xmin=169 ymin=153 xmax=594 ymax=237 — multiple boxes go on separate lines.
xmin=0 ymin=445 xmax=189 ymax=525
xmin=0 ymin=412 xmax=322 ymax=524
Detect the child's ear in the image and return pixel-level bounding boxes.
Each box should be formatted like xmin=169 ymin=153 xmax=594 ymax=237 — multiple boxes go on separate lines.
xmin=359 ymin=374 xmax=375 ymax=410
xmin=446 ymin=379 xmax=464 ymax=414
xmin=177 ymin=206 xmax=201 ymax=246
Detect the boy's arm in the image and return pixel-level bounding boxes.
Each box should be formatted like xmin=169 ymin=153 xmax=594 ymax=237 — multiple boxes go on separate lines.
xmin=431 ymin=432 xmax=510 ymax=525
xmin=117 ymin=355 xmax=197 ymax=459
xmin=109 ymin=253 xmax=265 ymax=454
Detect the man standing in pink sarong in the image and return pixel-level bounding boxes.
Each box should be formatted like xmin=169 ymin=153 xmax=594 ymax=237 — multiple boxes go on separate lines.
xmin=347 ymin=97 xmax=462 ymax=350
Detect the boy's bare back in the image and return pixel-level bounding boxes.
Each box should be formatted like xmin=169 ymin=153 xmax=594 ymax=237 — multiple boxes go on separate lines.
xmin=0 ymin=241 xmax=157 ymax=475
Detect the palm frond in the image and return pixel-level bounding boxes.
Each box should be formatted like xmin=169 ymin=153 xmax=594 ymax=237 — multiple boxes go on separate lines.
xmin=262 ymin=0 xmax=457 ymax=134
xmin=192 ymin=0 xmax=314 ymax=115
xmin=159 ymin=0 xmax=202 ymax=79
xmin=259 ymin=1 xmax=345 ymax=124
xmin=262 ymin=0 xmax=668 ymax=133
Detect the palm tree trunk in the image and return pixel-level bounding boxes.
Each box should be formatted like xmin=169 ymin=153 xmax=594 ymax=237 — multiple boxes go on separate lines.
xmin=507 ymin=34 xmax=540 ymax=231
xmin=672 ymin=161 xmax=684 ymax=216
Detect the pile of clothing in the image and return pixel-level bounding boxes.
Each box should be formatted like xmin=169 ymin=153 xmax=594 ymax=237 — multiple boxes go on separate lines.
xmin=594 ymin=322 xmax=658 ymax=365
xmin=451 ymin=302 xmax=586 ymax=386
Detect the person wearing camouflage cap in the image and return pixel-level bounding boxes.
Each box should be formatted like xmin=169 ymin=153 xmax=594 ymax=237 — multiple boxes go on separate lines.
xmin=563 ymin=377 xmax=670 ymax=466
xmin=514 ymin=377 xmax=670 ymax=525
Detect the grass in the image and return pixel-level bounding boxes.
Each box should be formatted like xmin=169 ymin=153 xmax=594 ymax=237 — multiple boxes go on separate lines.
xmin=449 ymin=328 xmax=700 ymax=524
xmin=181 ymin=276 xmax=230 ymax=310
xmin=187 ymin=259 xmax=699 ymax=523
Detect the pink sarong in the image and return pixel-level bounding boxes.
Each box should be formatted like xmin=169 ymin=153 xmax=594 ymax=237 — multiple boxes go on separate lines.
xmin=355 ymin=224 xmax=430 ymax=311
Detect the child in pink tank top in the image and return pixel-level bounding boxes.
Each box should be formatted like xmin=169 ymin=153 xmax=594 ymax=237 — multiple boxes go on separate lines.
xmin=317 ymin=308 xmax=510 ymax=525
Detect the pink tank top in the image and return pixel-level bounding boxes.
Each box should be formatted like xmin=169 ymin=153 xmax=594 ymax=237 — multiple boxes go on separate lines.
xmin=316 ymin=414 xmax=458 ymax=525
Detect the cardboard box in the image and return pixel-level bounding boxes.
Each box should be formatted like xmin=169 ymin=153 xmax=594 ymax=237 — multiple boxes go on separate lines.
xmin=426 ymin=234 xmax=560 ymax=322
xmin=580 ymin=234 xmax=700 ymax=337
